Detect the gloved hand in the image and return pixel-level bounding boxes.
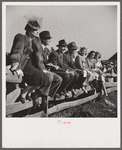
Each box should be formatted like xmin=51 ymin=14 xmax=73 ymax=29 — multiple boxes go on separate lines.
xmin=10 ymin=62 xmax=19 ymax=71
xmin=15 ymin=69 xmax=24 ymax=77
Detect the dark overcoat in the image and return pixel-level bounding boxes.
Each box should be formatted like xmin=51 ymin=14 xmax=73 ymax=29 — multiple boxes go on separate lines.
xmin=49 ymin=50 xmax=66 ymax=72
xmin=9 ymin=34 xmax=50 ymax=86
xmin=63 ymin=51 xmax=77 ymax=70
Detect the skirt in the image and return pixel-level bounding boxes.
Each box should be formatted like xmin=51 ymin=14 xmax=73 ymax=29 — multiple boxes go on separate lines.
xmin=23 ymin=58 xmax=50 ymax=86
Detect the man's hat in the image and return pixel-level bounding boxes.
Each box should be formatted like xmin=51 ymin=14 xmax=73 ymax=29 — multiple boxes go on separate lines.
xmin=68 ymin=42 xmax=78 ymax=50
xmin=57 ymin=39 xmax=67 ymax=47
xmin=39 ymin=31 xmax=52 ymax=40
xmin=25 ymin=20 xmax=41 ymax=31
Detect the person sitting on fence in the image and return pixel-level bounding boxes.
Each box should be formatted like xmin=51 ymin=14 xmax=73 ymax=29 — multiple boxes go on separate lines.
xmin=103 ymin=62 xmax=117 ymax=82
xmin=31 ymin=31 xmax=62 ymax=101
xmin=85 ymin=51 xmax=109 ymax=98
xmin=8 ymin=19 xmax=54 ymax=113
xmin=94 ymin=52 xmax=117 ymax=81
xmin=107 ymin=61 xmax=117 ymax=75
xmin=94 ymin=51 xmax=103 ymax=70
xmin=6 ymin=65 xmax=23 ymax=105
xmin=48 ymin=39 xmax=79 ymax=98
xmin=93 ymin=51 xmax=116 ymax=107
xmin=93 ymin=51 xmax=109 ymax=95
xmin=6 ymin=65 xmax=23 ymax=95
xmin=63 ymin=42 xmax=87 ymax=94
xmin=75 ymin=47 xmax=97 ymax=91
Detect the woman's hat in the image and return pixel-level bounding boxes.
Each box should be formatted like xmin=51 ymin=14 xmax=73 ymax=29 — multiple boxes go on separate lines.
xmin=39 ymin=31 xmax=52 ymax=40
xmin=25 ymin=20 xmax=41 ymax=31
xmin=68 ymin=42 xmax=78 ymax=50
xmin=57 ymin=39 xmax=67 ymax=47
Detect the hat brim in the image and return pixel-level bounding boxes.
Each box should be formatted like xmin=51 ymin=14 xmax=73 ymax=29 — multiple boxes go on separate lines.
xmin=44 ymin=36 xmax=52 ymax=39
xmin=28 ymin=24 xmax=40 ymax=30
xmin=57 ymin=44 xmax=67 ymax=47
xmin=68 ymin=47 xmax=78 ymax=50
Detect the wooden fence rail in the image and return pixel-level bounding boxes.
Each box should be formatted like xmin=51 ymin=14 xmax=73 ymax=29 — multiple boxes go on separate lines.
xmin=6 ymin=82 xmax=117 ymax=117
xmin=26 ymin=86 xmax=117 ymax=117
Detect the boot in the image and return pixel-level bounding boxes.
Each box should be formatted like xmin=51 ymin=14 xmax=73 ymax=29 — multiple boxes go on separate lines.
xmin=41 ymin=95 xmax=48 ymax=114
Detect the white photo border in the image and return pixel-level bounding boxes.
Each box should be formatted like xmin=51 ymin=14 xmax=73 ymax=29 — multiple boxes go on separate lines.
xmin=2 ymin=1 xmax=121 ymax=148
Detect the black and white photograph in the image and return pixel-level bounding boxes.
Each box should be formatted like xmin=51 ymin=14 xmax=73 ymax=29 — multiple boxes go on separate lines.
xmin=2 ymin=1 xmax=120 ymax=148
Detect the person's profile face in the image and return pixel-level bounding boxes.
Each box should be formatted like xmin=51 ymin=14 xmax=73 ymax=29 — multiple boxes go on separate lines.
xmin=59 ymin=46 xmax=67 ymax=53
xmin=90 ymin=52 xmax=95 ymax=59
xmin=30 ymin=30 xmax=39 ymax=37
xmin=95 ymin=54 xmax=100 ymax=60
xmin=80 ymin=49 xmax=87 ymax=56
xmin=70 ymin=49 xmax=75 ymax=54
xmin=43 ymin=38 xmax=51 ymax=45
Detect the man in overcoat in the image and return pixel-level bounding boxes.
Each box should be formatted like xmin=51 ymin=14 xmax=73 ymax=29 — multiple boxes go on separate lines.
xmin=63 ymin=42 xmax=87 ymax=90
xmin=48 ymin=39 xmax=79 ymax=97
xmin=31 ymin=31 xmax=62 ymax=100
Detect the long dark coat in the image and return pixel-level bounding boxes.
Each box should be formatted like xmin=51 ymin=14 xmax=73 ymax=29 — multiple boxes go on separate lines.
xmin=63 ymin=51 xmax=77 ymax=70
xmin=9 ymin=33 xmax=50 ymax=86
xmin=49 ymin=50 xmax=66 ymax=72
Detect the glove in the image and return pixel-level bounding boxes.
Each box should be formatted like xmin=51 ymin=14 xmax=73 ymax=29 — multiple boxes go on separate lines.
xmin=15 ymin=69 xmax=24 ymax=77
xmin=10 ymin=62 xmax=19 ymax=71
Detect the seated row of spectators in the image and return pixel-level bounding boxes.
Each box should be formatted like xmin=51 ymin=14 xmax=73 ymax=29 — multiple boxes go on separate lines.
xmin=6 ymin=19 xmax=117 ymax=115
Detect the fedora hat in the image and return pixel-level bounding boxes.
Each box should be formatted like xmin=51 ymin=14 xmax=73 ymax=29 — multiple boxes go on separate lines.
xmin=68 ymin=42 xmax=78 ymax=50
xmin=25 ymin=20 xmax=40 ymax=31
xmin=57 ymin=39 xmax=67 ymax=47
xmin=39 ymin=31 xmax=52 ymax=40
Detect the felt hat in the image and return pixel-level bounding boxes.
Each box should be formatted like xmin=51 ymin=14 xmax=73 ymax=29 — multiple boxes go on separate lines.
xmin=25 ymin=20 xmax=40 ymax=31
xmin=68 ymin=42 xmax=78 ymax=50
xmin=39 ymin=31 xmax=52 ymax=39
xmin=57 ymin=39 xmax=67 ymax=47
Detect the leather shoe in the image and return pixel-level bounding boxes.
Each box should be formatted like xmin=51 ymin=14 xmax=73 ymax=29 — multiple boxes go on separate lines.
xmin=54 ymin=93 xmax=61 ymax=99
xmin=59 ymin=91 xmax=70 ymax=99
xmin=26 ymin=94 xmax=32 ymax=101
xmin=18 ymin=95 xmax=25 ymax=104
xmin=31 ymin=93 xmax=40 ymax=108
xmin=72 ymin=89 xmax=77 ymax=98
xmin=82 ymin=87 xmax=88 ymax=94
xmin=65 ymin=93 xmax=70 ymax=99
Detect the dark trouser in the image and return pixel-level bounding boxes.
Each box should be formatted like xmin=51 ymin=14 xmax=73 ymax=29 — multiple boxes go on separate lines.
xmin=38 ymin=72 xmax=62 ymax=97
xmin=39 ymin=72 xmax=62 ymax=114
xmin=38 ymin=73 xmax=53 ymax=96
xmin=67 ymin=71 xmax=79 ymax=91
xmin=49 ymin=72 xmax=62 ymax=98
xmin=53 ymin=70 xmax=71 ymax=93
xmin=75 ymin=70 xmax=86 ymax=89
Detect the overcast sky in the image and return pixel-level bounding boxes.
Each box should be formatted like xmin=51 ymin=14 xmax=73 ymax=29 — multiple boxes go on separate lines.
xmin=6 ymin=4 xmax=117 ymax=60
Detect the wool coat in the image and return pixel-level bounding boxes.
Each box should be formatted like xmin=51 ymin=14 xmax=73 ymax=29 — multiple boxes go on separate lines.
xmin=9 ymin=34 xmax=51 ymax=87
xmin=63 ymin=51 xmax=77 ymax=70
xmin=49 ymin=50 xmax=66 ymax=72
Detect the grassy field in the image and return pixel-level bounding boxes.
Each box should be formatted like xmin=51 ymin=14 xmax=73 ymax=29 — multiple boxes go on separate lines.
xmin=12 ymin=91 xmax=117 ymax=117
xmin=49 ymin=91 xmax=117 ymax=118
